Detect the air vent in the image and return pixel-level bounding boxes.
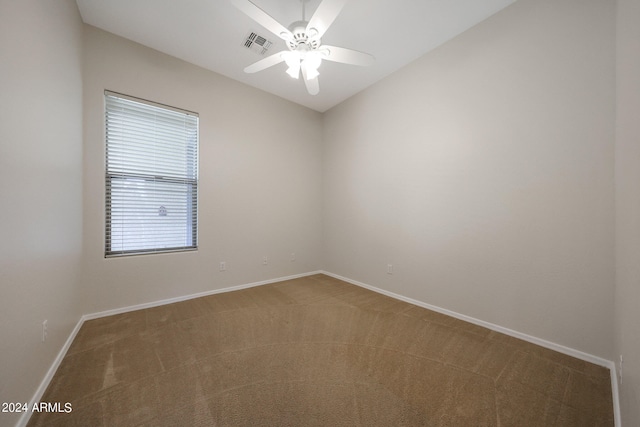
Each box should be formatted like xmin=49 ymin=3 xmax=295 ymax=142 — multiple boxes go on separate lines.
xmin=243 ymin=31 xmax=273 ymax=56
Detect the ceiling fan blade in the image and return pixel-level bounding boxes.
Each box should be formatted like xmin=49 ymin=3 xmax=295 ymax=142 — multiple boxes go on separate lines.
xmin=244 ymin=52 xmax=286 ymax=73
xmin=301 ymin=67 xmax=320 ymax=95
xmin=306 ymin=0 xmax=346 ymax=39
xmin=230 ymin=0 xmax=292 ymax=40
xmin=322 ymin=45 xmax=375 ymax=66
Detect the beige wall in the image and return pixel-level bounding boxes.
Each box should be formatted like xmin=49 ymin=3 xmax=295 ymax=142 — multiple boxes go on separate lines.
xmin=81 ymin=26 xmax=324 ymax=314
xmin=323 ymin=0 xmax=616 ymax=359
xmin=0 ymin=0 xmax=84 ymax=425
xmin=615 ymin=0 xmax=640 ymax=422
xmin=3 ymin=0 xmax=634 ymax=424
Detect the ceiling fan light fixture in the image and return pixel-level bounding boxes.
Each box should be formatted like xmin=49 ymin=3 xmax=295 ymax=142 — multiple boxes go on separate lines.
xmin=303 ymin=61 xmax=320 ymax=80
xmin=305 ymin=67 xmax=319 ymax=80
xmin=286 ymin=63 xmax=301 ymax=79
xmin=283 ymin=51 xmax=301 ymax=78
xmin=303 ymin=52 xmax=322 ymax=80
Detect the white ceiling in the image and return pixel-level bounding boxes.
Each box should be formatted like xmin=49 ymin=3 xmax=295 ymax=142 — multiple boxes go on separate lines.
xmin=75 ymin=0 xmax=517 ymax=112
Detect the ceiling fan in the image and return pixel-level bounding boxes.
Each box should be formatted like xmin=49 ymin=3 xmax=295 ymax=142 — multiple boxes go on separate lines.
xmin=231 ymin=0 xmax=375 ymax=95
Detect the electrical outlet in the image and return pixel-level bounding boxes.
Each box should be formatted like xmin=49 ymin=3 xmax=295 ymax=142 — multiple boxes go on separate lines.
xmin=387 ymin=264 xmax=393 ymax=275
xmin=262 ymin=256 xmax=268 ymax=265
xmin=42 ymin=320 xmax=48 ymax=343
xmin=219 ymin=261 xmax=226 ymax=272
xmin=291 ymin=253 xmax=296 ymax=262
xmin=619 ymin=355 xmax=624 ymax=385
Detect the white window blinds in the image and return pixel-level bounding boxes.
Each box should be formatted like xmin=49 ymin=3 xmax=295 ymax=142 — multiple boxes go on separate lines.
xmin=105 ymin=91 xmax=199 ymax=257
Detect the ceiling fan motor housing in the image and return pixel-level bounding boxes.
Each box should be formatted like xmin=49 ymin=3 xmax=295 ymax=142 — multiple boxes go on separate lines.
xmin=287 ymin=21 xmax=321 ymax=51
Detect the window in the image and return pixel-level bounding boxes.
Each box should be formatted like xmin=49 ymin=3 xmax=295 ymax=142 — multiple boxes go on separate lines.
xmin=105 ymin=91 xmax=199 ymax=257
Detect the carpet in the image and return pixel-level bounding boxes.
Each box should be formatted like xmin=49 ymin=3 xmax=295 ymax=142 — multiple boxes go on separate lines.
xmin=27 ymin=274 xmax=613 ymax=426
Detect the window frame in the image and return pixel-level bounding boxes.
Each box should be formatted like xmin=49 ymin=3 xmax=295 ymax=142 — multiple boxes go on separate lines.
xmin=104 ymin=90 xmax=199 ymax=257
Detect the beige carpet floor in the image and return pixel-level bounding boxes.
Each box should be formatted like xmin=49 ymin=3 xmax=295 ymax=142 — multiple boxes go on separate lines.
xmin=27 ymin=274 xmax=613 ymax=426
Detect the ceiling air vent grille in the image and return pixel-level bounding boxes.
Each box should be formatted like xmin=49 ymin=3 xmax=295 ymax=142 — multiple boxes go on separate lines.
xmin=244 ymin=32 xmax=272 ymax=55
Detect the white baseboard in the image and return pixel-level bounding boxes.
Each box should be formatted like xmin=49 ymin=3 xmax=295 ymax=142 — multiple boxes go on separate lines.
xmin=17 ymin=270 xmax=621 ymax=427
xmin=16 ymin=317 xmax=84 ymax=427
xmin=16 ymin=270 xmax=321 ymax=427
xmin=83 ymin=271 xmax=322 ymax=321
xmin=320 ymin=271 xmax=622 ymax=427
xmin=610 ymin=361 xmax=622 ymax=427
